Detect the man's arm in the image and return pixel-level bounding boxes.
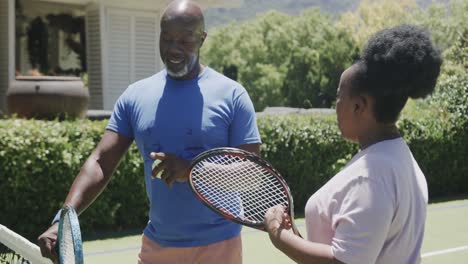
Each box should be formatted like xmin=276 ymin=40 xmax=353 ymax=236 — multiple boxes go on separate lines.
xmin=64 ymin=130 xmax=133 ymax=214
xmin=37 ymin=130 xmax=133 ymax=262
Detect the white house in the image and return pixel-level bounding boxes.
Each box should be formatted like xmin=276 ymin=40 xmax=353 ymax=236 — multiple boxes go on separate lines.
xmin=0 ymin=0 xmax=242 ymax=112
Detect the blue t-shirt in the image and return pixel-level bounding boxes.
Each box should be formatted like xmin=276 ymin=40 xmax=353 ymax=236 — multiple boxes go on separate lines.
xmin=106 ymin=67 xmax=261 ymax=247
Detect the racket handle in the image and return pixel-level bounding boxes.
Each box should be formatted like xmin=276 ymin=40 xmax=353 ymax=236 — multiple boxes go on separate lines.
xmin=151 ymin=159 xmax=163 ymax=179
xmin=291 ymin=223 xmax=303 ymax=238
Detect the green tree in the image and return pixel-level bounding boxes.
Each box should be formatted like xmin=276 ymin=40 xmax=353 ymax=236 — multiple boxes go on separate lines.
xmin=440 ymin=27 xmax=467 ymax=77
xmin=413 ymin=0 xmax=468 ymax=51
xmin=337 ymin=0 xmax=418 ymax=48
xmin=202 ymin=10 xmax=358 ymax=110
xmin=337 ymin=0 xmax=467 ymax=51
xmin=282 ymin=9 xmax=359 ymax=108
xmin=202 ymin=11 xmax=293 ymax=111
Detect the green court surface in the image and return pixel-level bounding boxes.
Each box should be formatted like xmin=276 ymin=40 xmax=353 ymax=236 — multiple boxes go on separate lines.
xmin=82 ymin=199 xmax=468 ymax=264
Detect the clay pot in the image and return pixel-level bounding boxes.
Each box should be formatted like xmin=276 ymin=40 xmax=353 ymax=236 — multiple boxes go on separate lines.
xmin=6 ymin=76 xmax=89 ymax=119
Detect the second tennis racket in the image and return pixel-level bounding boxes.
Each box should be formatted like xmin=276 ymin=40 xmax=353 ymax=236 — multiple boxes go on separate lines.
xmin=188 ymin=147 xmax=301 ymax=237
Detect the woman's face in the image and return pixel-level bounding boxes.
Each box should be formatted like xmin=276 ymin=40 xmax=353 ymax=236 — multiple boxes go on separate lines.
xmin=336 ymin=66 xmax=360 ymax=142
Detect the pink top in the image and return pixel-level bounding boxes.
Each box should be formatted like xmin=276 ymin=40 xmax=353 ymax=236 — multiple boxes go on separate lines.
xmin=305 ymin=138 xmax=428 ymax=264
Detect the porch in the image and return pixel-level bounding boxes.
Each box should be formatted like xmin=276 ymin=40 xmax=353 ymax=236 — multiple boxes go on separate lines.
xmin=0 ymin=0 xmax=242 ymax=113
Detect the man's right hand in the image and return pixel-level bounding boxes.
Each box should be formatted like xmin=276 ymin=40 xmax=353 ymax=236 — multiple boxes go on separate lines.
xmin=37 ymin=223 xmax=59 ymax=264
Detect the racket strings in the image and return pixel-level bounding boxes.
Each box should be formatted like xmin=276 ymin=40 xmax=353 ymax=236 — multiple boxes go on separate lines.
xmin=191 ymin=154 xmax=289 ymax=224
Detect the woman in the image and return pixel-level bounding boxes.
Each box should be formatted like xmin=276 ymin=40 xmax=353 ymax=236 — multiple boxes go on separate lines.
xmin=265 ymin=24 xmax=442 ymax=264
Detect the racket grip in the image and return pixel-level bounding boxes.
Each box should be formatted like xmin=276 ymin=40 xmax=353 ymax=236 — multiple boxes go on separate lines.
xmin=151 ymin=159 xmax=163 ymax=179
xmin=292 ymin=224 xmax=302 ymax=238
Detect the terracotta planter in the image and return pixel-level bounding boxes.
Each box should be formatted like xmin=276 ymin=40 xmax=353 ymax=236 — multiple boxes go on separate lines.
xmin=6 ymin=76 xmax=89 ymax=119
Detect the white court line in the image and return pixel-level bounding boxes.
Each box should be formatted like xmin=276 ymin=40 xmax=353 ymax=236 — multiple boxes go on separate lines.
xmin=422 ymin=245 xmax=468 ymax=258
xmin=85 ymin=203 xmax=468 ymax=257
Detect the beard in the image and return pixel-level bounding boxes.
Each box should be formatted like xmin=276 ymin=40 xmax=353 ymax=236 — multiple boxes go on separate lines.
xmin=165 ymin=53 xmax=198 ymax=79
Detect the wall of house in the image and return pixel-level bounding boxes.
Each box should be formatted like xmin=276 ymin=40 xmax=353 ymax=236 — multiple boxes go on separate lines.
xmin=28 ymin=0 xmax=242 ymax=111
xmin=91 ymin=0 xmax=242 ymax=110
xmin=103 ymin=8 xmax=160 ymax=110
xmin=86 ymin=4 xmax=103 ymax=109
xmin=0 ymin=0 xmax=13 ymax=113
xmin=86 ymin=4 xmax=161 ymax=110
xmin=16 ymin=0 xmax=85 ymax=76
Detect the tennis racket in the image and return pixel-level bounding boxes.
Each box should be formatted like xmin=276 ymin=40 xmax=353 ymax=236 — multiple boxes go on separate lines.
xmin=188 ymin=147 xmax=302 ymax=237
xmin=58 ymin=205 xmax=83 ymax=264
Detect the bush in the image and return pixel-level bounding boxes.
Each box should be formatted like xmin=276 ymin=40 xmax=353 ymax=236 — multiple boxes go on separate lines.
xmin=0 ymin=119 xmax=147 ymax=241
xmin=258 ymin=114 xmax=358 ymax=211
xmin=259 ymin=106 xmax=468 ymax=210
xmin=1 ymin=83 xmax=467 ymax=239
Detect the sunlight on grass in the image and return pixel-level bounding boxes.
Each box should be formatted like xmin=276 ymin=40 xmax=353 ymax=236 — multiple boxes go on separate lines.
xmin=82 ymin=199 xmax=468 ymax=264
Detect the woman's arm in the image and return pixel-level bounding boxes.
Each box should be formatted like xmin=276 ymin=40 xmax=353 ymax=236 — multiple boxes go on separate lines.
xmin=265 ymin=205 xmax=344 ymax=264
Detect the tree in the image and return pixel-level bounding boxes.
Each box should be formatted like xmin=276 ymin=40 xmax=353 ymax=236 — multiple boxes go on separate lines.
xmin=413 ymin=0 xmax=468 ymax=51
xmin=202 ymin=11 xmax=292 ymax=111
xmin=282 ymin=9 xmax=359 ymax=108
xmin=337 ymin=0 xmax=418 ymax=49
xmin=202 ymin=10 xmax=358 ymax=110
xmin=337 ymin=0 xmax=467 ymax=52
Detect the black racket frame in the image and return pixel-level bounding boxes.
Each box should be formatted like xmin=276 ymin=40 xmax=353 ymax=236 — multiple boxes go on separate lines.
xmin=188 ymin=147 xmax=301 ymax=236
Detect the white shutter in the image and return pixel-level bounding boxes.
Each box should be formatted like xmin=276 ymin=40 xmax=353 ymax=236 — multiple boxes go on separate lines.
xmin=104 ymin=8 xmax=159 ymax=110
xmin=134 ymin=16 xmax=158 ymax=81
xmin=106 ymin=11 xmax=131 ymax=110
xmin=86 ymin=5 xmax=103 ymax=109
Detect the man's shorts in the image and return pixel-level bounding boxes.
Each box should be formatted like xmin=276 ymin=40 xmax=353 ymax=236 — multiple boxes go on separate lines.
xmin=137 ymin=234 xmax=242 ymax=264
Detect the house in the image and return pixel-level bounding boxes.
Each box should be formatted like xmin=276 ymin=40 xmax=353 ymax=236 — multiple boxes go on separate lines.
xmin=0 ymin=0 xmax=242 ymax=113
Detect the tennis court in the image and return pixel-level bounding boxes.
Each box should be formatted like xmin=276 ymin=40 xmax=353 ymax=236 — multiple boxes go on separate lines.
xmin=81 ymin=198 xmax=468 ymax=264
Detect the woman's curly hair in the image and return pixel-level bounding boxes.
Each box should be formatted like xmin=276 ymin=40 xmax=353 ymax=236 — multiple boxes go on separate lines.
xmin=353 ymin=24 xmax=443 ymax=123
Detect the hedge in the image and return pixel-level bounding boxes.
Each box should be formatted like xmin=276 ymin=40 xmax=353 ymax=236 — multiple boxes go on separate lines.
xmin=0 ymin=120 xmax=147 ymax=241
xmin=0 ymin=75 xmax=466 ymax=240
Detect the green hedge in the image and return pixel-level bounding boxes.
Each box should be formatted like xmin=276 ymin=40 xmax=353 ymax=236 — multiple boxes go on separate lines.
xmin=1 ymin=75 xmax=467 ymax=240
xmin=0 ymin=120 xmax=147 ymax=241
xmin=258 ymin=115 xmax=358 ymax=212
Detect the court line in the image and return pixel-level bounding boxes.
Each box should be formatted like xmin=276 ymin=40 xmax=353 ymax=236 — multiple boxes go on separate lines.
xmin=428 ymin=202 xmax=468 ymax=212
xmin=84 ymin=202 xmax=468 ymax=257
xmin=85 ymin=246 xmax=140 ymax=256
xmin=422 ymin=245 xmax=468 ymax=258
xmin=85 ymin=243 xmax=468 ymax=258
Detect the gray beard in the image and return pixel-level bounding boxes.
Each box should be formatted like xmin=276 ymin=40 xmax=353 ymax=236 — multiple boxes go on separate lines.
xmin=166 ymin=54 xmax=198 ymax=78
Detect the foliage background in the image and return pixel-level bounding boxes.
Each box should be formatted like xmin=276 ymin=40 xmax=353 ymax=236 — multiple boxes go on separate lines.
xmin=202 ymin=0 xmax=467 ymax=111
xmin=0 ymin=0 xmax=466 ymax=242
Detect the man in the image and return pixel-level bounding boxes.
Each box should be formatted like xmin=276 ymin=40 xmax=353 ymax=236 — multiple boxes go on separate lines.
xmin=37 ymin=1 xmax=261 ymax=263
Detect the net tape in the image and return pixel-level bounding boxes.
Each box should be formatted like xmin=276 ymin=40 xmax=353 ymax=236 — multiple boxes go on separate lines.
xmin=0 ymin=224 xmax=52 ymax=264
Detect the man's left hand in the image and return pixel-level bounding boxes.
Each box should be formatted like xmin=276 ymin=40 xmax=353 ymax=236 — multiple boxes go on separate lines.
xmin=150 ymin=152 xmax=190 ymax=187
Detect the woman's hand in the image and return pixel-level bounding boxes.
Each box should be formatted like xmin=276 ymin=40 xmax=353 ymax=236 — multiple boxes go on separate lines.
xmin=265 ymin=205 xmax=293 ymax=236
xmin=150 ymin=152 xmax=190 ymax=187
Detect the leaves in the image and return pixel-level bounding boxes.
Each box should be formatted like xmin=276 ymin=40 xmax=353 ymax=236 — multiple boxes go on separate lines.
xmin=202 ymin=10 xmax=358 ymax=111
xmin=0 ymin=119 xmax=146 ymax=240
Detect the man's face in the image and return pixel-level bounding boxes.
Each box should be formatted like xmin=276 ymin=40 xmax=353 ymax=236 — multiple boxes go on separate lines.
xmin=159 ymin=19 xmax=205 ymax=79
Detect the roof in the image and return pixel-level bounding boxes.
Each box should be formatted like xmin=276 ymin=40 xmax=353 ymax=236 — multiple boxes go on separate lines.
xmin=30 ymin=0 xmax=243 ymax=9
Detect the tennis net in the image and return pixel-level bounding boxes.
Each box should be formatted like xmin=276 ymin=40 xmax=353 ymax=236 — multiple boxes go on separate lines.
xmin=0 ymin=224 xmax=52 ymax=264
